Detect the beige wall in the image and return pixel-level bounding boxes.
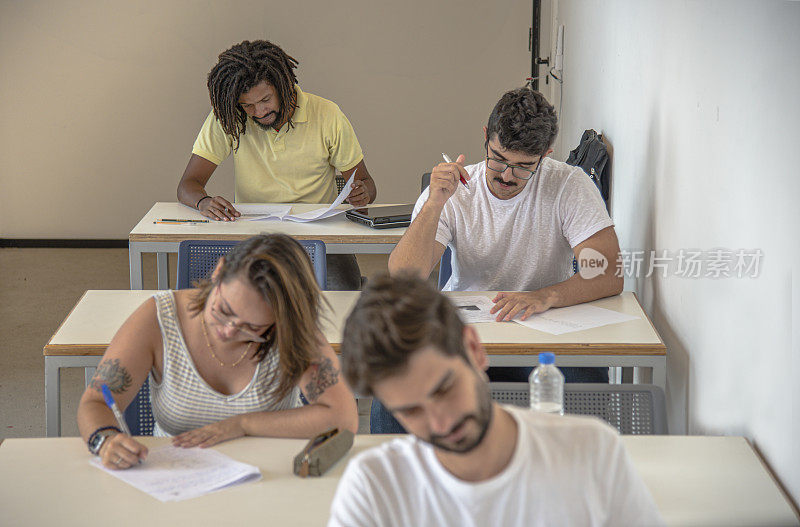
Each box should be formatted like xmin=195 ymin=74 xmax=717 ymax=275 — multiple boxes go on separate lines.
xmin=0 ymin=0 xmax=532 ymax=238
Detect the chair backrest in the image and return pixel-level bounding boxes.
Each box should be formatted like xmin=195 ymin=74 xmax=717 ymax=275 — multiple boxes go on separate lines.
xmin=123 ymin=377 xmax=155 ymax=436
xmin=490 ymin=382 xmax=668 ymax=435
xmin=420 ymin=172 xmax=453 ymax=290
xmin=176 ymin=239 xmax=327 ymax=289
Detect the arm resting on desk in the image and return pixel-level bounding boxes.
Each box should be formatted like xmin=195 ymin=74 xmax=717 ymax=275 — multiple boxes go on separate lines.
xmin=491 ymin=226 xmax=624 ymax=321
xmin=172 ymin=335 xmax=358 ymax=448
xmin=177 ymin=154 xmax=239 ymax=221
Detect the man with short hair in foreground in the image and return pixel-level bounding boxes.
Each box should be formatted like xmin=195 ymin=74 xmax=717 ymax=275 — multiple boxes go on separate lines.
xmin=329 ymin=275 xmax=663 ymax=527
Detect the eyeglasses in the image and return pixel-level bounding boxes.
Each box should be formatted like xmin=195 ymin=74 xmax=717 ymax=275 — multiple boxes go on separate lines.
xmin=485 ymin=156 xmax=542 ymax=181
xmin=210 ymin=287 xmax=271 ymax=343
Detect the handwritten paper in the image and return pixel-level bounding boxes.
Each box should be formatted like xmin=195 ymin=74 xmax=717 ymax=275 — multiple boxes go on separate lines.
xmin=90 ymin=445 xmax=261 ymax=502
xmin=241 ymin=171 xmax=356 ymax=223
xmin=451 ymin=295 xmax=499 ymax=324
xmin=514 ymin=304 xmax=639 ymax=335
xmin=237 ymin=204 xmax=292 ymax=220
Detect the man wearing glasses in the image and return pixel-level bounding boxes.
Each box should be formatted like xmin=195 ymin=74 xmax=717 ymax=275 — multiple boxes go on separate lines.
xmin=380 ymin=87 xmax=620 ymax=420
xmin=390 ymin=86 xmax=621 ymax=320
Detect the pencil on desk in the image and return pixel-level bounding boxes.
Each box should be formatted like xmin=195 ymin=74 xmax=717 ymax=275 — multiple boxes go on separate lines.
xmin=153 ymin=218 xmax=209 ymax=224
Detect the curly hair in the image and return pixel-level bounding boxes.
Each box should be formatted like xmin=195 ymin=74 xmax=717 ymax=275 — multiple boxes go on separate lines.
xmin=189 ymin=234 xmax=324 ymax=402
xmin=340 ymin=274 xmax=467 ymax=396
xmin=486 ymin=87 xmax=558 ymax=156
xmin=207 ymin=40 xmax=299 ymax=151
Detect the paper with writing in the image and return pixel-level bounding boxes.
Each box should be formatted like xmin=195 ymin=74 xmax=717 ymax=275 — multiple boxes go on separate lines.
xmin=237 ymin=204 xmax=292 ymax=220
xmin=451 ymin=295 xmax=499 ymax=324
xmin=90 ymin=445 xmax=261 ymax=502
xmin=241 ymin=171 xmax=356 ymax=222
xmin=513 ymin=304 xmax=638 ymax=335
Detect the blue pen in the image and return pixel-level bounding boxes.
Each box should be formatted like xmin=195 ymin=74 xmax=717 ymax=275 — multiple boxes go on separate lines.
xmin=101 ymin=384 xmax=132 ymax=436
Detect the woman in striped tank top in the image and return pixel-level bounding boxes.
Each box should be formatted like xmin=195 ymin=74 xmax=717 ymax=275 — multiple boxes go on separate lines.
xmin=77 ymin=234 xmax=358 ymax=470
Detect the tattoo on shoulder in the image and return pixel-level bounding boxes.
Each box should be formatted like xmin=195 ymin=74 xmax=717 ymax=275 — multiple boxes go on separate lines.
xmin=90 ymin=358 xmax=133 ymax=394
xmin=303 ymin=357 xmax=339 ymax=403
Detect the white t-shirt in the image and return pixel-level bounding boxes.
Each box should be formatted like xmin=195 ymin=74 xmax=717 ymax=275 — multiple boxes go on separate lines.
xmin=412 ymin=158 xmax=613 ymax=291
xmin=328 ymin=405 xmax=663 ymax=527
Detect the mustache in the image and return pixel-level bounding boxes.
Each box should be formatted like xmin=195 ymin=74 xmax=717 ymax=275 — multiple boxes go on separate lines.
xmin=493 ymin=177 xmax=518 ymax=187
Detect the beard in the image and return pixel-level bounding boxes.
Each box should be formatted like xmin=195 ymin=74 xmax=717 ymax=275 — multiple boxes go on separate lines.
xmin=252 ymin=112 xmax=278 ymax=131
xmin=426 ymin=375 xmax=494 ymax=454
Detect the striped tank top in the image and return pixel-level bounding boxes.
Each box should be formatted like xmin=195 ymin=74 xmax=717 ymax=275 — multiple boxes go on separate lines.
xmin=150 ymin=291 xmax=301 ymax=437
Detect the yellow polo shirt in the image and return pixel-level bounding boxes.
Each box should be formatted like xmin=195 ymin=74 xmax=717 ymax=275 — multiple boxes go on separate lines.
xmin=192 ymin=85 xmax=364 ymax=203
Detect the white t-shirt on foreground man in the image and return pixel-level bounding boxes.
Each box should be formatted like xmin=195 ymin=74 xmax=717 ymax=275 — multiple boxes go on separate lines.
xmin=329 ymin=275 xmax=663 ymax=527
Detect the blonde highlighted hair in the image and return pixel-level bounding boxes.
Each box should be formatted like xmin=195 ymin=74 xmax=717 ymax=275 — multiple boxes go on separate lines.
xmin=190 ymin=234 xmax=324 ymax=401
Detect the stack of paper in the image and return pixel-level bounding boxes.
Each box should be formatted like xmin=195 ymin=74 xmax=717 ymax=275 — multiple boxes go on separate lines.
xmin=239 ymin=171 xmax=356 ymax=223
xmin=91 ymin=445 xmax=262 ymax=502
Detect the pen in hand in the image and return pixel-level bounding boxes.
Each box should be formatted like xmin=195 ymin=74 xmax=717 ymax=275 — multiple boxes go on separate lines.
xmin=101 ymin=384 xmax=132 ymax=436
xmin=442 ymin=153 xmax=469 ymax=189
xmin=100 ymin=384 xmax=146 ymax=464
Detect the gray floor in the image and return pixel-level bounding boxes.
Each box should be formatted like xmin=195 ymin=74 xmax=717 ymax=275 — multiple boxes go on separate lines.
xmin=0 ymin=249 xmax=394 ymax=439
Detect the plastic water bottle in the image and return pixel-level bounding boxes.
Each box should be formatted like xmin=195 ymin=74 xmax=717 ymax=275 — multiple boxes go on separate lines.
xmin=529 ymin=352 xmax=564 ymax=415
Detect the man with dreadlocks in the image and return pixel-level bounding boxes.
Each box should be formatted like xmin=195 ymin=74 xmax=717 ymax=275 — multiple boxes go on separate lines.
xmin=177 ymin=40 xmax=376 ymax=290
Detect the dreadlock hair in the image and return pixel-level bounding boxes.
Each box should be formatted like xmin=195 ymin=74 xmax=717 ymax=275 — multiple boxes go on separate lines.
xmin=207 ymin=40 xmax=299 ymax=151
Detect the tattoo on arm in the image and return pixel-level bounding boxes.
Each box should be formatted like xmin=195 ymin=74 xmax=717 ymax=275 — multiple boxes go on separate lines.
xmin=303 ymin=357 xmax=339 ymax=403
xmin=90 ymin=358 xmax=133 ymax=394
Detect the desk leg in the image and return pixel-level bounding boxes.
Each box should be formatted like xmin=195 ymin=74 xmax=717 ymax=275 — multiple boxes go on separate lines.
xmin=129 ymin=243 xmax=144 ymax=290
xmin=156 ymin=252 xmax=169 ymax=290
xmin=45 ymin=358 xmax=61 ymax=437
xmin=652 ymin=359 xmax=667 ymax=393
xmin=84 ymin=367 xmax=96 ymax=387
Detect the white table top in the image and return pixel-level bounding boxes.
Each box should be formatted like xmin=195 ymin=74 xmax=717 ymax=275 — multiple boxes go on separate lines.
xmin=44 ymin=291 xmax=664 ymax=356
xmin=129 ymin=202 xmax=407 ymax=243
xmin=0 ymin=435 xmax=796 ymax=526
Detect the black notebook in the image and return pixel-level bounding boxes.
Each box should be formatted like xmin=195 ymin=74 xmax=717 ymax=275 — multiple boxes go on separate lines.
xmin=345 ymin=204 xmax=414 ymax=229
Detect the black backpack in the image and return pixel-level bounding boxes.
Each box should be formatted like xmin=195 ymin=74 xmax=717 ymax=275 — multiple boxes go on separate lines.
xmin=566 ymin=129 xmax=610 ymax=209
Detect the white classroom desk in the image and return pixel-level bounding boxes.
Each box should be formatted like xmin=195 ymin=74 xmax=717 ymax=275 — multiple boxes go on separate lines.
xmin=43 ymin=291 xmax=665 ymax=436
xmin=129 ymin=202 xmax=407 ymax=289
xmin=1 ymin=435 xmax=797 ymax=526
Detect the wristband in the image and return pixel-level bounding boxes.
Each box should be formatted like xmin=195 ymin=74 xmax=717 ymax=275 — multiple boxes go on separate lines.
xmin=196 ymin=195 xmax=212 ymax=209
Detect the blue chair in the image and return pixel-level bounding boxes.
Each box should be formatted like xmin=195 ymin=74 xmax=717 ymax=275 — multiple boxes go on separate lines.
xmin=176 ymin=239 xmax=327 ymax=290
xmin=123 ymin=377 xmax=155 ymax=436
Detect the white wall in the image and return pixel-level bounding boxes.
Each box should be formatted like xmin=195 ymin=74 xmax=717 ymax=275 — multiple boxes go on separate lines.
xmin=552 ymin=0 xmax=800 ymax=503
xmin=0 ymin=0 xmax=532 ymax=238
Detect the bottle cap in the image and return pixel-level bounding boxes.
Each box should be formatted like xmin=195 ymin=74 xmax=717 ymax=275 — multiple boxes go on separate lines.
xmin=538 ymin=352 xmax=555 ymax=365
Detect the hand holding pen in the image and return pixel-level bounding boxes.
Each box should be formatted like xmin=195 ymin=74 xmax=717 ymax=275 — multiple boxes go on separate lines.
xmin=441 ymin=153 xmax=470 ymax=189
xmin=97 ymin=384 xmax=148 ymax=470
xmin=427 ymin=153 xmax=471 ymax=208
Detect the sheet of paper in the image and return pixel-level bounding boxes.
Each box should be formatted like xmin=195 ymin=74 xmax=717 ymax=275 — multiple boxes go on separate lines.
xmin=451 ymin=295 xmax=498 ymax=324
xmin=90 ymin=445 xmax=261 ymax=502
xmin=237 ymin=204 xmax=292 ymax=220
xmin=514 ymin=304 xmax=639 ymax=335
xmin=280 ymin=170 xmax=356 ymax=222
xmin=238 ymin=171 xmax=356 ymax=222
